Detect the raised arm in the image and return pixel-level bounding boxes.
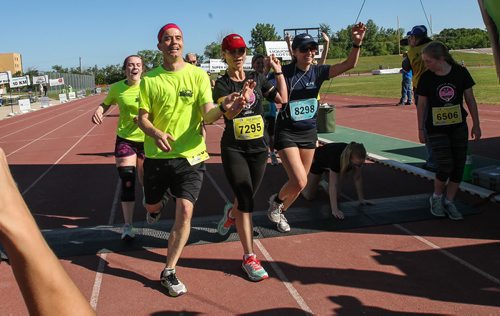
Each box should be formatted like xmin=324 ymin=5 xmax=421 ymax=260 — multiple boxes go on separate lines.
xmin=328 ymin=22 xmax=366 ymax=78
xmin=318 ymin=32 xmax=330 ymax=66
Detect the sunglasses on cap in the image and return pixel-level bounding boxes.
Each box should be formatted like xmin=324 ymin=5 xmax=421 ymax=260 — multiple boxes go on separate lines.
xmin=228 ymin=48 xmax=246 ymax=55
xmin=299 ymin=45 xmax=318 ymax=53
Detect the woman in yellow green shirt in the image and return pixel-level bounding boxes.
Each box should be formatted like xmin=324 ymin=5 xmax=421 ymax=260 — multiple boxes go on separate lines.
xmin=92 ymin=55 xmax=145 ymax=241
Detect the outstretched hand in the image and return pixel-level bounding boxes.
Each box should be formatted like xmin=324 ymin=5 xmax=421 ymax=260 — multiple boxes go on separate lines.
xmin=352 ymin=22 xmax=367 ymax=44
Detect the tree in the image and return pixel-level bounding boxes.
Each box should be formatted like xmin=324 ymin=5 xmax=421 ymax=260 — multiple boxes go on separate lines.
xmin=137 ymin=50 xmax=163 ymax=71
xmin=250 ymin=23 xmax=281 ymax=55
xmin=51 ymin=65 xmax=68 ymax=73
xmin=24 ymin=67 xmax=40 ymax=77
xmin=204 ymin=42 xmax=222 ymax=59
xmin=434 ymin=28 xmax=490 ymax=49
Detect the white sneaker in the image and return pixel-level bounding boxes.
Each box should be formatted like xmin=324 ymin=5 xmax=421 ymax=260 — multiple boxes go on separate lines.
xmin=160 ymin=269 xmax=187 ymax=297
xmin=267 ymin=193 xmax=283 ymax=223
xmin=277 ymin=213 xmax=291 ymax=233
xmin=121 ymin=224 xmax=135 ymax=240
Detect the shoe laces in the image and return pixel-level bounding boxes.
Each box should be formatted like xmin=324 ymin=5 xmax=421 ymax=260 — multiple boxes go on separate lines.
xmin=272 ymin=201 xmax=284 ymax=214
xmin=163 ymin=272 xmax=180 ymax=286
xmin=244 ymin=256 xmax=263 ymax=271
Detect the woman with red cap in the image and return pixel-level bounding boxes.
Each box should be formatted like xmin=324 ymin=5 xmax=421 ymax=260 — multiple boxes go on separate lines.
xmin=214 ymin=33 xmax=287 ymax=281
xmin=267 ymin=23 xmax=366 ymax=233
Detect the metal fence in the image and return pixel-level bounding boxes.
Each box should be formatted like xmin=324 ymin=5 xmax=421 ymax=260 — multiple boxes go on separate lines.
xmin=47 ymin=72 xmax=95 ymax=93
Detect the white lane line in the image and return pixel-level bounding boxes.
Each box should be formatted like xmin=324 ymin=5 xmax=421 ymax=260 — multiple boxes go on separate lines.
xmin=20 ymin=107 xmax=117 ymax=196
xmin=205 ymin=171 xmax=230 ymax=203
xmin=203 ymin=140 xmax=312 ymax=314
xmin=394 ymin=223 xmax=500 ymax=286
xmin=90 ymin=253 xmax=107 ymax=310
xmin=90 ymin=178 xmax=121 ymax=309
xmin=341 ymin=189 xmax=499 ymax=285
xmin=7 ymin=108 xmax=95 ymax=157
xmin=0 ymin=103 xmax=89 ymax=140
xmin=255 ymin=240 xmax=314 ymax=314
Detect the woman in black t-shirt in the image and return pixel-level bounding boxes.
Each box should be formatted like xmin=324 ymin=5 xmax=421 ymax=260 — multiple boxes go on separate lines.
xmin=416 ymin=41 xmax=481 ymax=220
xmin=301 ymin=142 xmax=372 ymax=219
xmin=213 ymin=34 xmax=287 ymax=282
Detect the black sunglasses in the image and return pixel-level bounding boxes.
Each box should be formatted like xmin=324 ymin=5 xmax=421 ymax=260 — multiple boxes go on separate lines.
xmin=187 ymin=60 xmax=197 ymax=64
xmin=228 ymin=48 xmax=246 ymax=55
xmin=299 ymin=45 xmax=318 ymax=53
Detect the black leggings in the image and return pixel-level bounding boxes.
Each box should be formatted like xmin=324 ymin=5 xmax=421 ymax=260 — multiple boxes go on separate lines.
xmin=221 ymin=149 xmax=268 ymax=212
xmin=427 ymin=124 xmax=468 ymax=183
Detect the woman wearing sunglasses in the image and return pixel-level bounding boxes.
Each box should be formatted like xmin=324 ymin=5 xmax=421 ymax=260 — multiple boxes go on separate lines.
xmin=213 ymin=34 xmax=287 ymax=281
xmin=267 ymin=22 xmax=366 ymax=233
xmin=301 ymin=142 xmax=373 ymax=219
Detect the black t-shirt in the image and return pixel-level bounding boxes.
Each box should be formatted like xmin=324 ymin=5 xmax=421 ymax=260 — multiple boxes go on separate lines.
xmin=416 ymin=64 xmax=475 ymax=133
xmin=276 ymin=63 xmax=330 ymax=131
xmin=213 ymin=71 xmax=276 ymax=152
xmin=313 ymin=142 xmax=349 ymax=173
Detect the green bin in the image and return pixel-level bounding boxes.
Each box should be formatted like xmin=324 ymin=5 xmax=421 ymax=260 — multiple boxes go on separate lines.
xmin=317 ymin=104 xmax=336 ymax=133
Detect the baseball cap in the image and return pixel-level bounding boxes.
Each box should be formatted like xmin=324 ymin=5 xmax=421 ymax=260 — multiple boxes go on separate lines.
xmin=292 ymin=33 xmax=318 ymax=50
xmin=407 ymin=25 xmax=427 ymax=37
xmin=157 ymin=23 xmax=182 ymax=42
xmin=222 ymin=34 xmax=247 ymax=51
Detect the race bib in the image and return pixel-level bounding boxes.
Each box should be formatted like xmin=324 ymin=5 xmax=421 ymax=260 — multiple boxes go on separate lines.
xmin=233 ymin=115 xmax=264 ymax=140
xmin=432 ymin=104 xmax=463 ymax=126
xmin=186 ymin=149 xmax=209 ymax=166
xmin=289 ymin=98 xmax=318 ymax=121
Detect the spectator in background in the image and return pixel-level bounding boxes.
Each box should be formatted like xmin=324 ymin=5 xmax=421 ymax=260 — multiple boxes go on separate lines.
xmin=397 ymin=52 xmax=413 ymax=106
xmin=251 ymin=54 xmax=279 ymax=165
xmin=285 ymin=32 xmax=330 ymax=65
xmin=404 ymin=24 xmax=436 ymax=171
xmin=185 ymin=53 xmax=198 ymax=65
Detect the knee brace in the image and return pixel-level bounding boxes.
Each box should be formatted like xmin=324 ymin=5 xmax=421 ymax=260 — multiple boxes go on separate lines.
xmin=118 ymin=166 xmax=136 ymax=202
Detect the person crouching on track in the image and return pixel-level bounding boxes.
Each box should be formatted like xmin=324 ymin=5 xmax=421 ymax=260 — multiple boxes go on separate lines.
xmin=416 ymin=41 xmax=481 ymax=220
xmin=301 ymin=142 xmax=373 ymax=219
xmin=92 ymin=55 xmax=145 ymax=241
xmin=214 ymin=34 xmax=287 ymax=282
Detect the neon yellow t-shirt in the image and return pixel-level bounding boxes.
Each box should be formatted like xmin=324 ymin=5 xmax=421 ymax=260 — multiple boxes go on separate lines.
xmin=103 ymin=80 xmax=145 ymax=142
xmin=139 ymin=64 xmax=213 ymax=159
xmin=407 ymin=43 xmax=428 ymax=89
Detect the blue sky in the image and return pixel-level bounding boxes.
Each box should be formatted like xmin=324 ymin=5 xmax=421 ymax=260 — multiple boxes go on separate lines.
xmin=1 ymin=0 xmax=486 ymax=71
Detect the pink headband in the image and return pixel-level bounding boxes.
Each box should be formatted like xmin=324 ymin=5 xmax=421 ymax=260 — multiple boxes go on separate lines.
xmin=157 ymin=23 xmax=182 ymax=42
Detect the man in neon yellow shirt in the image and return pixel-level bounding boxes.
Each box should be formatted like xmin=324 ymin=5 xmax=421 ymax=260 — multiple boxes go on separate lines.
xmin=138 ymin=23 xmax=244 ymax=297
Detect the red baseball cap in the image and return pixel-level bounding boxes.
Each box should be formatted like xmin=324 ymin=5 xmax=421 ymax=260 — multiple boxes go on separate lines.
xmin=222 ymin=34 xmax=247 ymax=51
xmin=157 ymin=23 xmax=182 ymax=42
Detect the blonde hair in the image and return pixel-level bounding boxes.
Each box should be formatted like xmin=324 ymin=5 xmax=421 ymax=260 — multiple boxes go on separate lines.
xmin=339 ymin=142 xmax=367 ymax=175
